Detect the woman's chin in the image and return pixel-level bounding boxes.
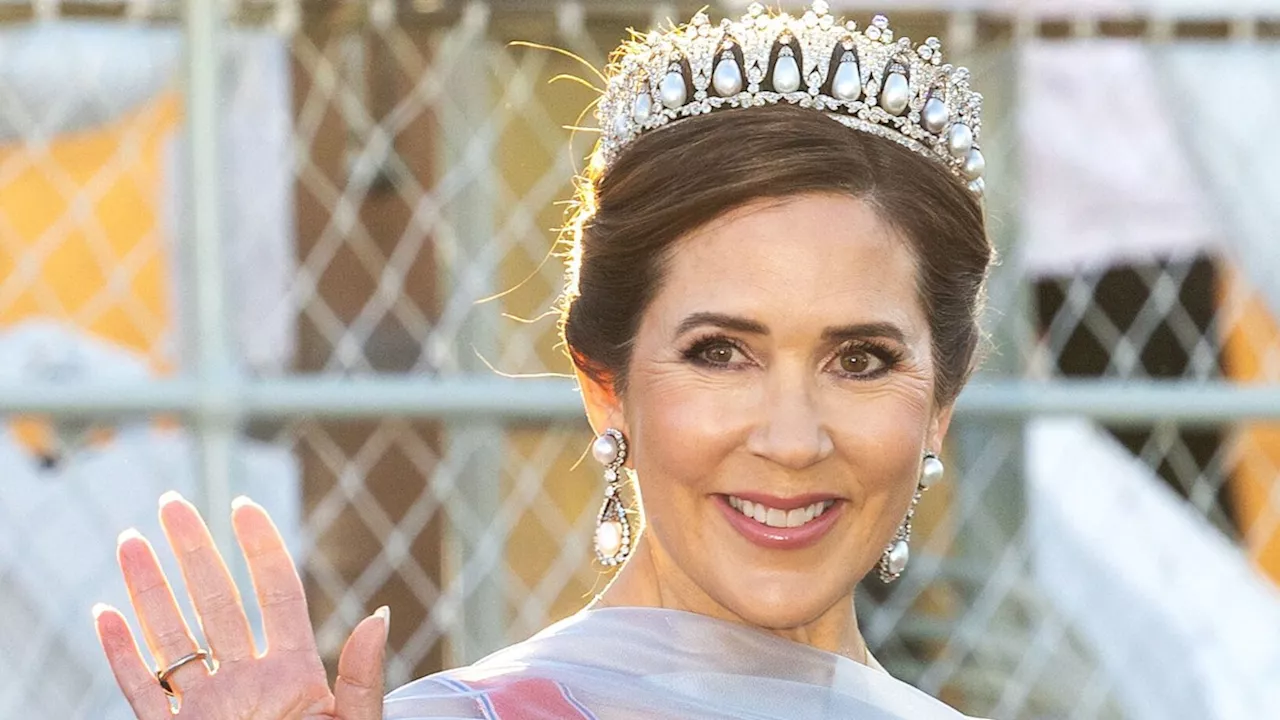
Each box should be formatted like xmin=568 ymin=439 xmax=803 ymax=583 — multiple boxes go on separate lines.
xmin=713 ymin=577 xmax=854 ymax=632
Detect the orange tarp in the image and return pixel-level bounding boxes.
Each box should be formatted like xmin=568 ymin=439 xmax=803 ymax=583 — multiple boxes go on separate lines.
xmin=0 ymin=93 xmax=179 ymax=453
xmin=1221 ymin=265 xmax=1280 ymax=585
xmin=0 ymin=93 xmax=178 ymax=364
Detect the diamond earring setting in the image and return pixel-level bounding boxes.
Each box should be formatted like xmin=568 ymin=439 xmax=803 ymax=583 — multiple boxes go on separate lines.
xmin=592 ymin=429 xmax=633 ymax=567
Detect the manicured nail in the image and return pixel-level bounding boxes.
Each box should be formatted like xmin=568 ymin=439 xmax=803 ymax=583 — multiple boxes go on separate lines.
xmin=158 ymin=490 xmax=185 ymax=508
xmin=92 ymin=603 xmax=112 ymax=620
xmin=231 ymin=495 xmax=257 ymax=511
xmin=374 ymin=605 xmax=390 ymax=627
xmin=117 ymin=528 xmax=144 ymax=546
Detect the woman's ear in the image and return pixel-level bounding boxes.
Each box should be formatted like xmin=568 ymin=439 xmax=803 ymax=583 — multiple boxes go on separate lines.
xmin=573 ymin=363 xmax=627 ymax=437
xmin=928 ymin=403 xmax=955 ymax=454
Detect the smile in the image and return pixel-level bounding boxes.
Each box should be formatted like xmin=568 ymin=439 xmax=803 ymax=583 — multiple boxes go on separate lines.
xmin=727 ymin=495 xmax=836 ymax=528
xmin=715 ymin=493 xmax=844 ymax=550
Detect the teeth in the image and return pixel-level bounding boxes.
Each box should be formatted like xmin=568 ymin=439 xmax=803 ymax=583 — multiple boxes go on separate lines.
xmin=786 ymin=508 xmax=806 ymax=527
xmin=726 ymin=496 xmax=835 ymax=528
xmin=766 ymin=508 xmax=787 ymax=527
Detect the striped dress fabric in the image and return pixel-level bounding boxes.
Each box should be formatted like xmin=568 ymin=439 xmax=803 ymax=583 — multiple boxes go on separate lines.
xmin=384 ymin=607 xmax=979 ymax=719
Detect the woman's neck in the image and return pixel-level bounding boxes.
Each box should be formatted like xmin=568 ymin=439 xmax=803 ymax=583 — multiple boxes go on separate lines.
xmin=588 ymin=536 xmax=876 ymax=668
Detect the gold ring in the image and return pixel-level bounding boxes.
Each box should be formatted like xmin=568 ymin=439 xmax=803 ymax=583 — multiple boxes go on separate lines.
xmin=156 ymin=649 xmax=210 ymax=696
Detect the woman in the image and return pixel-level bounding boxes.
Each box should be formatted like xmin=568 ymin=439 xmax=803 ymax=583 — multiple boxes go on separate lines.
xmin=95 ymin=4 xmax=993 ymax=718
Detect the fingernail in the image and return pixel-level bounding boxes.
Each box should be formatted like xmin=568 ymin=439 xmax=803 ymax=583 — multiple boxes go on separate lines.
xmin=374 ymin=605 xmax=390 ymax=627
xmin=158 ymin=490 xmax=185 ymax=508
xmin=92 ymin=602 xmax=112 ymax=620
xmin=231 ymin=495 xmax=257 ymax=511
xmin=117 ymin=528 xmax=144 ymax=546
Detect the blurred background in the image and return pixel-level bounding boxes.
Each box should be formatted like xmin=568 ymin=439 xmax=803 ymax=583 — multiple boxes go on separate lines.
xmin=0 ymin=0 xmax=1278 ymax=718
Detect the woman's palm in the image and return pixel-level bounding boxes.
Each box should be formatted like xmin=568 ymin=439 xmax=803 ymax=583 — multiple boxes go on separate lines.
xmin=143 ymin=651 xmax=331 ymax=718
xmin=94 ymin=494 xmax=387 ymax=719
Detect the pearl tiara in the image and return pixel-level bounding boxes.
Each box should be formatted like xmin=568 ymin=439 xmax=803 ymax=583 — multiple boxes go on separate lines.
xmin=593 ymin=2 xmax=987 ymax=196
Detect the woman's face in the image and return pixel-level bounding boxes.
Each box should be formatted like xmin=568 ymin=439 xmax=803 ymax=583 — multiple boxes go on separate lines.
xmin=601 ymin=192 xmax=951 ymax=630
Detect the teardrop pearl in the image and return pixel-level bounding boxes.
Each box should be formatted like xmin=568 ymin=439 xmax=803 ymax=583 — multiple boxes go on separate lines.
xmin=880 ymin=71 xmax=910 ymax=115
xmin=920 ymin=455 xmax=945 ymax=489
xmin=659 ymin=71 xmax=687 ymax=109
xmin=921 ymin=96 xmax=949 ymax=133
xmin=962 ymin=147 xmax=986 ymax=180
xmin=595 ymin=520 xmax=623 ymax=559
xmin=947 ymin=122 xmax=973 ymax=158
xmin=887 ymin=539 xmax=910 ymax=575
xmin=632 ymin=93 xmax=652 ymax=124
xmin=772 ymin=53 xmax=802 ymax=93
xmin=592 ymin=433 xmax=620 ymax=466
xmin=712 ymin=57 xmax=744 ymax=97
xmin=831 ymin=59 xmax=861 ymax=101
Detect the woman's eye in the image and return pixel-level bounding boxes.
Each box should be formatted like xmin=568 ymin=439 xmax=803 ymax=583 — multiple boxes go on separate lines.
xmin=837 ymin=349 xmax=884 ymax=376
xmin=699 ymin=343 xmax=739 ymax=365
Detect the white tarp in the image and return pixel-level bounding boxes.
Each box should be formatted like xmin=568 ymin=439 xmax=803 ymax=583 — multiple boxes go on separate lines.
xmin=1018 ymin=42 xmax=1225 ymax=276
xmin=1027 ymin=418 xmax=1280 ymax=720
xmin=1018 ymin=41 xmax=1280 ymax=315
xmin=1155 ymin=45 xmax=1280 ymax=316
xmin=0 ymin=322 xmax=302 ymax=719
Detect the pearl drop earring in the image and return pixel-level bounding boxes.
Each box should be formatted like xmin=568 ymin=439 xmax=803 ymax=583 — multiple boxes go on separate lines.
xmin=879 ymin=452 xmax=945 ymax=583
xmin=592 ymin=429 xmax=632 ymax=567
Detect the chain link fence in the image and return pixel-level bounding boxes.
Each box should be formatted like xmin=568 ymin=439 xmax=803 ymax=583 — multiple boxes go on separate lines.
xmin=1 ymin=1 xmax=1278 ymax=718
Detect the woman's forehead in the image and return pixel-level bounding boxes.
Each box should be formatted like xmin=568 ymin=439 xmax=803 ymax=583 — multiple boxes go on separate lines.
xmin=654 ymin=194 xmax=925 ymax=331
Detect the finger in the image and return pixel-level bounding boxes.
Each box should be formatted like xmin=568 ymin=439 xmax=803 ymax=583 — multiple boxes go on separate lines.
xmin=158 ymin=491 xmax=256 ymax=662
xmin=334 ymin=606 xmax=389 ymax=720
xmin=117 ymin=528 xmax=209 ymax=693
xmin=231 ymin=496 xmax=316 ymax=655
xmin=93 ymin=603 xmax=173 ymax=720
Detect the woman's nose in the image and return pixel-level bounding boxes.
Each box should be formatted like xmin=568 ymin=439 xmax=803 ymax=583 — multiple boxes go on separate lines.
xmin=744 ymin=376 xmax=834 ymax=470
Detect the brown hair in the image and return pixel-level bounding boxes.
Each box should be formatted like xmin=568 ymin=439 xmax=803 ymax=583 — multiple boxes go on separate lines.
xmin=560 ymin=105 xmax=992 ymax=407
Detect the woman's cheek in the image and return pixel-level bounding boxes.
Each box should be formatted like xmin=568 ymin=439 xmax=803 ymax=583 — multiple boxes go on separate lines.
xmin=829 ymin=381 xmax=932 ymax=443
xmin=630 ymin=367 xmax=755 ymax=482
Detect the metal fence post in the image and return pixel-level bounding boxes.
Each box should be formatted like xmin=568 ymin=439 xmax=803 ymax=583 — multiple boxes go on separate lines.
xmin=183 ymin=0 xmax=239 ymax=555
xmin=435 ymin=3 xmax=507 ymax=665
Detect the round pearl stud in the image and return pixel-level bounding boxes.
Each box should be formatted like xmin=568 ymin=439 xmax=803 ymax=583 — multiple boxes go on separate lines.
xmin=592 ymin=432 xmax=620 ymax=466
xmin=920 ymin=454 xmax=945 ymax=489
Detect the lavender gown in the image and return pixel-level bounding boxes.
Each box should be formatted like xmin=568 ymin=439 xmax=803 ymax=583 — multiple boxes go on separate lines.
xmin=384 ymin=607 xmax=978 ymax=719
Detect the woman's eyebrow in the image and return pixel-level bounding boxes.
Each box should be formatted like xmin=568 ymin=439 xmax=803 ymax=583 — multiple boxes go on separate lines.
xmin=822 ymin=322 xmax=907 ymax=344
xmin=675 ymin=314 xmax=907 ymax=345
xmin=675 ymin=312 xmax=768 ymax=337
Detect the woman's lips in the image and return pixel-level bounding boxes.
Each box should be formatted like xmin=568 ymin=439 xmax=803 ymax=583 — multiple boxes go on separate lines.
xmin=714 ymin=493 xmax=844 ymax=550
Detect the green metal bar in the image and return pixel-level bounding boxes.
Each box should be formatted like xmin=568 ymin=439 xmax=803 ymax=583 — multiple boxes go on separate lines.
xmin=1 ymin=378 xmax=1278 ymax=424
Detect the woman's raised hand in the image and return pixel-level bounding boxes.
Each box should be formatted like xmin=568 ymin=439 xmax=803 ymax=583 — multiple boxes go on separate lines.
xmin=94 ymin=493 xmax=388 ymax=719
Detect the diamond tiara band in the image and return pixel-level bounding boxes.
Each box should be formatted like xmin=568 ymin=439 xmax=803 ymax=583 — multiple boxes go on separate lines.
xmin=593 ymin=2 xmax=987 ymax=197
